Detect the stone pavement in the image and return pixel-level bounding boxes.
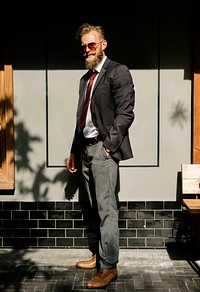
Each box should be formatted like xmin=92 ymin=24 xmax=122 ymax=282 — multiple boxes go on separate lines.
xmin=0 ymin=245 xmax=200 ymax=291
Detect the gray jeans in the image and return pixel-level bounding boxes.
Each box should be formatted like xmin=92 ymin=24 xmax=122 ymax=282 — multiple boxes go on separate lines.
xmin=81 ymin=141 xmax=119 ymax=269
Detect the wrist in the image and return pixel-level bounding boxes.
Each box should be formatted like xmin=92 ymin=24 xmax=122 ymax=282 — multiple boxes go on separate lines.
xmin=104 ymin=147 xmax=110 ymax=153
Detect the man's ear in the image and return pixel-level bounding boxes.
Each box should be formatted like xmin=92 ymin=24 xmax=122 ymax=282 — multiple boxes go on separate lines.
xmin=102 ymin=39 xmax=108 ymax=50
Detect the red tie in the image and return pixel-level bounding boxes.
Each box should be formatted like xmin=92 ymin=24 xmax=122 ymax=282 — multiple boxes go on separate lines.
xmin=80 ymin=70 xmax=98 ymax=128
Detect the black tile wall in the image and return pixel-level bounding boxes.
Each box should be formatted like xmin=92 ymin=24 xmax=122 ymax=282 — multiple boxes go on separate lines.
xmin=0 ymin=201 xmax=192 ymax=249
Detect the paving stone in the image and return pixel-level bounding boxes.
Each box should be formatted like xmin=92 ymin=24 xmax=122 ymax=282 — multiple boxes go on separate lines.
xmin=0 ymin=248 xmax=200 ymax=291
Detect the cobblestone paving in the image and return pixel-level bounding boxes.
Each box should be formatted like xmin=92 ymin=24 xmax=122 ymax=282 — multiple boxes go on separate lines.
xmin=0 ymin=247 xmax=200 ymax=291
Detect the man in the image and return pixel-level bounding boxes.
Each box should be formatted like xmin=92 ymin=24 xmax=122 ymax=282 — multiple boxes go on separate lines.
xmin=66 ymin=22 xmax=135 ymax=289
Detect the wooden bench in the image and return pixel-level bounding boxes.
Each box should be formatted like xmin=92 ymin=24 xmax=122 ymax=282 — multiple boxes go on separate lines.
xmin=182 ymin=163 xmax=200 ymax=214
xmin=181 ymin=164 xmax=200 ymax=253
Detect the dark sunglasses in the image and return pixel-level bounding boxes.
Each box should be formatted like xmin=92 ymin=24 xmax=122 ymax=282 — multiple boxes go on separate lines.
xmin=80 ymin=41 xmax=102 ymax=53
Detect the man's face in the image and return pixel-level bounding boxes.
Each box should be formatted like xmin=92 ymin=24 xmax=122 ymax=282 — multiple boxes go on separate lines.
xmin=80 ymin=30 xmax=106 ymax=70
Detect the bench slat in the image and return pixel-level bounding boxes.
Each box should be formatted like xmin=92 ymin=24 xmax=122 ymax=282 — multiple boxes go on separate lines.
xmin=182 ymin=164 xmax=200 ymax=194
xmin=182 ymin=164 xmax=200 ymax=178
xmin=182 ymin=179 xmax=200 ymax=194
xmin=183 ymin=199 xmax=200 ymax=214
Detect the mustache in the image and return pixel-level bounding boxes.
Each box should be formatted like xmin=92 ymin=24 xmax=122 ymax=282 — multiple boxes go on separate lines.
xmin=83 ymin=52 xmax=95 ymax=57
xmin=84 ymin=51 xmax=104 ymax=70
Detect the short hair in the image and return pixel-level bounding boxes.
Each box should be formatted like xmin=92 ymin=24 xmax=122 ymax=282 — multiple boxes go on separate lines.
xmin=76 ymin=23 xmax=105 ymax=41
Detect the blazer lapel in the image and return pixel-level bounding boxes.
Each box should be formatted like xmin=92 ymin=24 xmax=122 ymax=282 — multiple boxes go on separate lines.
xmin=92 ymin=58 xmax=110 ymax=93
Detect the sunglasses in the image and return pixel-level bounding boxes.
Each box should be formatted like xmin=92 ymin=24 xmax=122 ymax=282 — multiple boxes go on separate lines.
xmin=80 ymin=41 xmax=102 ymax=53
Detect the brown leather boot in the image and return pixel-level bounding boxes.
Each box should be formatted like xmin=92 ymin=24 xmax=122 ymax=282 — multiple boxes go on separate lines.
xmin=86 ymin=268 xmax=118 ymax=288
xmin=75 ymin=255 xmax=96 ymax=269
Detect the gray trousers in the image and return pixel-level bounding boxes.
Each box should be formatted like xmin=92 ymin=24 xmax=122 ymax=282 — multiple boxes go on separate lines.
xmin=81 ymin=141 xmax=119 ymax=270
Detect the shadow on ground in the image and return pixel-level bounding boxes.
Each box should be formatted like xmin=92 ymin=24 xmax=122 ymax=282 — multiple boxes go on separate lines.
xmin=167 ymin=241 xmax=200 ymax=276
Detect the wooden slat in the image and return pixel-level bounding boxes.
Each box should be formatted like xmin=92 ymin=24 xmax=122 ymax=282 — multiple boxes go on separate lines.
xmin=192 ymin=20 xmax=200 ymax=163
xmin=182 ymin=164 xmax=200 ymax=194
xmin=182 ymin=179 xmax=200 ymax=194
xmin=0 ymin=62 xmax=15 ymax=189
xmin=183 ymin=199 xmax=200 ymax=214
xmin=182 ymin=164 xmax=200 ymax=178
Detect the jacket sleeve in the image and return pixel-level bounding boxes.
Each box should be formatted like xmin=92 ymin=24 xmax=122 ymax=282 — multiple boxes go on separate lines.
xmin=103 ymin=64 xmax=135 ymax=154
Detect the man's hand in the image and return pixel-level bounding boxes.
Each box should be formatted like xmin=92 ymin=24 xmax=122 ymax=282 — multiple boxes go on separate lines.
xmin=66 ymin=153 xmax=77 ymax=173
xmin=104 ymin=147 xmax=110 ymax=157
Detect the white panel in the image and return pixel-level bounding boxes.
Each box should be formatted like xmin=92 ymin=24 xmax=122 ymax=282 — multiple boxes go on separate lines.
xmin=47 ymin=70 xmax=84 ymax=166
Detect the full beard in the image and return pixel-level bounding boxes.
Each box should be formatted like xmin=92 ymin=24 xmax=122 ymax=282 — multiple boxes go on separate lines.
xmin=85 ymin=51 xmax=104 ymax=70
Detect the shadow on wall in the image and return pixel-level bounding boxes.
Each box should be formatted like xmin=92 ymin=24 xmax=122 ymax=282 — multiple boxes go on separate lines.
xmin=8 ymin=109 xmax=80 ymax=201
xmin=0 ymin=97 xmax=189 ymax=200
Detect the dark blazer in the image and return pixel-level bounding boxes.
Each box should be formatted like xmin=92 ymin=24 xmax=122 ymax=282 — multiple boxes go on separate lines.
xmin=71 ymin=57 xmax=135 ymax=162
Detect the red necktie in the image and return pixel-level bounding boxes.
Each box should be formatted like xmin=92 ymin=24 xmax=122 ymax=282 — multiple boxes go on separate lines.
xmin=80 ymin=70 xmax=98 ymax=128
